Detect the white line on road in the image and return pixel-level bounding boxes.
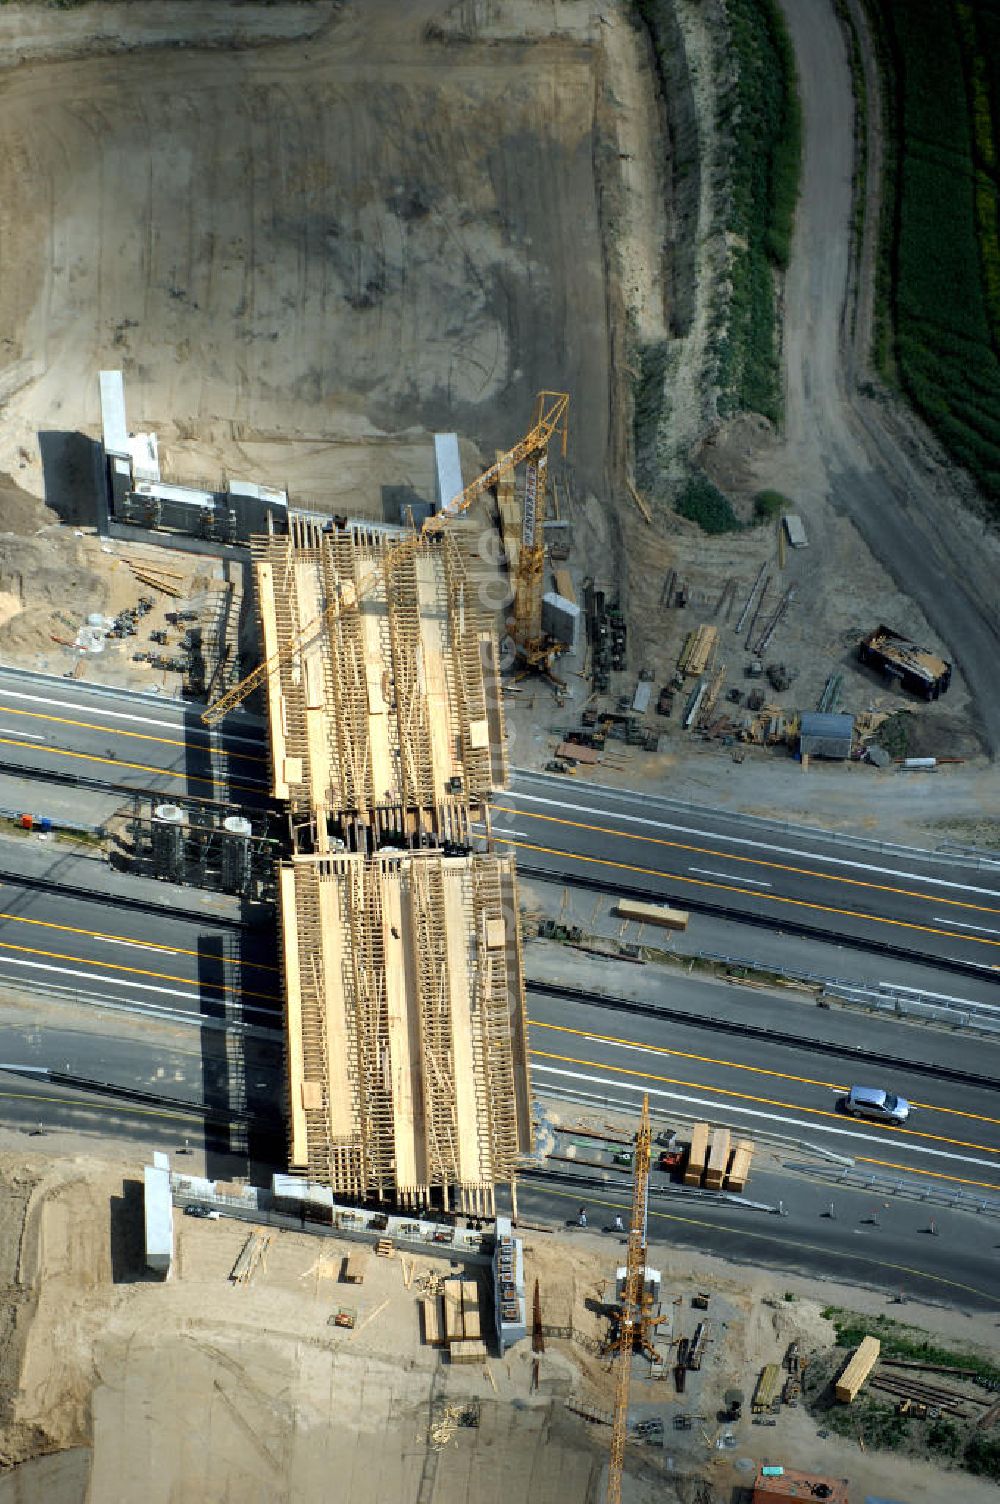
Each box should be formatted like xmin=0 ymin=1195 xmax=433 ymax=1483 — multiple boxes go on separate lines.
xmin=932 ymin=917 xmax=1000 ymax=937
xmin=0 ymin=727 xmax=44 ymax=741
xmin=92 ymin=936 xmax=179 ymax=956
xmin=689 ymin=867 xmax=770 ymax=887
xmin=0 ymin=687 xmax=262 ymax=747
xmin=0 ymin=955 xmax=202 ymax=1005
xmin=507 ymin=791 xmax=1000 ymax=899
xmin=530 ymin=1064 xmax=1000 ymax=1173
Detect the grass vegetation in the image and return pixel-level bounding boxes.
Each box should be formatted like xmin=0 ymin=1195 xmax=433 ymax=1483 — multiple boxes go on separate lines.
xmin=821 ymin=1307 xmax=1000 ymax=1384
xmin=753 ymin=488 xmax=789 ymax=520
xmin=868 ymin=0 xmax=1000 ymax=510
xmin=675 ymin=472 xmax=743 ymax=534
xmin=812 ymin=1310 xmax=1000 ymax=1480
xmin=713 ymin=0 xmax=802 ymax=425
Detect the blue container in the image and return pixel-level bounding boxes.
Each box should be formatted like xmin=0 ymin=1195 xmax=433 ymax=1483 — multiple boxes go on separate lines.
xmin=36 ymin=816 xmax=52 ymax=833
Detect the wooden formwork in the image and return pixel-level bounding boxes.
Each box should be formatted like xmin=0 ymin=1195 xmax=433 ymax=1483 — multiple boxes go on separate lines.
xmin=253 ymin=522 xmax=506 ymax=836
xmin=279 ymin=850 xmax=530 ymax=1210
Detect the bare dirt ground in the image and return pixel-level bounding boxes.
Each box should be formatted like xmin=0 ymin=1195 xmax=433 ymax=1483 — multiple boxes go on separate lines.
xmin=0 ymin=0 xmax=990 ymax=836
xmin=0 ymin=1149 xmax=994 ymax=1502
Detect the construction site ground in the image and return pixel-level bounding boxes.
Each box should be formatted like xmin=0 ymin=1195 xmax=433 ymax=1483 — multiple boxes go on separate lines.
xmin=0 ymin=0 xmax=992 ymax=850
xmin=0 ymin=1147 xmax=993 ymax=1502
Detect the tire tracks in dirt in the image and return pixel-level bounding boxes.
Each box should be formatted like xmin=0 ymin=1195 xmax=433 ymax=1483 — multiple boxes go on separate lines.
xmin=774 ymin=0 xmax=1000 ymax=756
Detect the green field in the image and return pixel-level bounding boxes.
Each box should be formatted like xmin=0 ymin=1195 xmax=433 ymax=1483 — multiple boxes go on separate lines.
xmin=713 ymin=0 xmax=802 ymax=425
xmin=871 ymin=0 xmax=1000 ymax=510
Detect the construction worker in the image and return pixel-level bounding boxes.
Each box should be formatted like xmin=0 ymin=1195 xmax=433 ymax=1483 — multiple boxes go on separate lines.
xmin=578 ymin=1206 xmax=587 ymax=1228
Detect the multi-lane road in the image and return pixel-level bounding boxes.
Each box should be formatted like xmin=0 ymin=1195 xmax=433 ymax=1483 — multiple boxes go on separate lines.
xmin=0 ymin=668 xmax=997 ymax=1301
xmin=2 ymin=664 xmax=997 ymax=980
xmin=495 ymin=770 xmax=1000 ymax=976
xmin=0 ymin=666 xmax=271 ymax=807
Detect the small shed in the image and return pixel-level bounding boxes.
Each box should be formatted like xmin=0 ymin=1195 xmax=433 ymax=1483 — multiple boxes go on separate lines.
xmin=783 ymin=514 xmax=808 ymax=548
xmin=799 ymin=712 xmax=854 ymax=761
xmin=144 ymin=1154 xmax=173 ymax=1277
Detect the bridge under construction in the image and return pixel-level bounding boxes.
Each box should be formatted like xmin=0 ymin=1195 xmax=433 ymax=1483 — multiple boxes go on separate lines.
xmin=204 ymin=397 xmax=572 ymax=1211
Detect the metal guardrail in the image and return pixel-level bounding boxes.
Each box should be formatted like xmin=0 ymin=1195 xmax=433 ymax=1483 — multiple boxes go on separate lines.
xmin=0 ymin=973 xmax=282 ymax=1041
xmin=790 ymin=1159 xmax=1000 ymax=1220
xmin=514 ymin=768 xmax=1000 ymax=872
xmin=526 ymin=979 xmax=1000 ymax=1087
xmin=517 ymin=863 xmax=995 ymax=980
xmin=824 ymin=983 xmax=1000 ymax=1038
xmin=692 ymin=949 xmax=1000 ymax=1040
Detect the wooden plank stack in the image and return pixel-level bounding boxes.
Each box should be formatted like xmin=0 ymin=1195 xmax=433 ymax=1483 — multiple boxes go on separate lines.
xmin=430 ymin=1276 xmax=487 ymax=1363
xmin=682 ymin=1123 xmax=754 ymax=1192
xmin=704 ymin=1128 xmax=731 ymax=1190
xmin=752 ymin=1363 xmax=782 ymax=1413
xmin=229 ymin=1230 xmax=271 ymax=1285
xmin=684 ymin=1123 xmax=709 ymax=1185
xmin=835 ymin=1336 xmax=881 ymax=1403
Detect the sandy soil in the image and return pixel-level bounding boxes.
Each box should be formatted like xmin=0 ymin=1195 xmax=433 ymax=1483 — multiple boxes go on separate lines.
xmin=0 ymin=1 xmax=610 ymax=510
xmin=0 ymin=1150 xmax=991 ymax=1502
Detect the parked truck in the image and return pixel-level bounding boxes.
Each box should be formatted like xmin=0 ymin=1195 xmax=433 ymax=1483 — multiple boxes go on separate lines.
xmin=858 ymin=624 xmax=951 ymax=700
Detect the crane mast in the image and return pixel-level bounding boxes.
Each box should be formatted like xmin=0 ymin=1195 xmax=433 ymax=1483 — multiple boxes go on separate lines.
xmin=607 ymin=1094 xmax=652 ymax=1504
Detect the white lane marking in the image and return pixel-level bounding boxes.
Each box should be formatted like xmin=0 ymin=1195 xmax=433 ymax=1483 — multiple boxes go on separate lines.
xmin=92 ymin=936 xmax=179 ymax=956
xmin=0 ymin=954 xmax=203 ymax=1004
xmin=507 ymin=791 xmax=1000 ymax=900
xmin=932 ymin=917 xmax=1000 ymax=937
xmin=0 ymin=727 xmax=44 ymax=741
xmin=492 ymin=829 xmax=530 ymax=842
xmin=689 ymin=867 xmax=770 ymax=887
xmin=530 ymin=1064 xmax=1000 ymax=1172
xmin=0 ymin=687 xmax=262 ymax=747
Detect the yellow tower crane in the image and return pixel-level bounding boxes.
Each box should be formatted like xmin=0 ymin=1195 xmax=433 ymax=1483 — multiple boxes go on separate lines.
xmin=607 ymin=1093 xmax=660 ymax=1504
xmin=199 ymin=390 xmax=570 ymax=726
xmin=508 ymin=390 xmax=569 ymax=674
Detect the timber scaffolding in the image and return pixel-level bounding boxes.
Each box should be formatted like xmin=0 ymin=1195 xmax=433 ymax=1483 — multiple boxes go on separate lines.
xmin=252 ymin=517 xmax=508 ymax=850
xmin=279 ymin=850 xmax=532 ymax=1213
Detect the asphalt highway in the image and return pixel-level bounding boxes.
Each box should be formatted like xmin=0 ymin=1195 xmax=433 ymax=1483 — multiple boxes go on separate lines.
xmin=527 ymin=987 xmax=1000 ymax=1194
xmin=495 ymin=769 xmax=1000 ymax=975
xmin=0 ymin=667 xmax=271 ymax=807
xmin=5 ymin=668 xmax=997 ymax=985
xmin=3 ymin=867 xmax=996 ymax=1198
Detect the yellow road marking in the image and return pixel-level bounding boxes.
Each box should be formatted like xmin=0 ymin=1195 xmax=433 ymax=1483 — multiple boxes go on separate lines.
xmin=0 ymin=702 xmax=267 ymax=763
xmin=529 ymin=1018 xmax=1000 ymax=1129
xmin=852 ymin=1155 xmax=1000 ymax=1191
xmin=529 ymin=1047 xmax=1000 ymax=1157
xmin=512 ymin=838 xmax=1000 ymax=952
xmin=535 ymin=1184 xmax=997 ymax=1299
xmin=0 ymin=910 xmax=280 ymax=973
xmin=0 ymin=734 xmax=263 ymax=798
xmin=0 ymin=937 xmax=280 ymax=1004
xmin=496 ymin=803 xmax=1000 ymax=917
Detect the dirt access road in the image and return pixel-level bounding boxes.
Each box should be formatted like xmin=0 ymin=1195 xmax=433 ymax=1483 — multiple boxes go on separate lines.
xmin=757 ymin=0 xmax=1000 ymax=756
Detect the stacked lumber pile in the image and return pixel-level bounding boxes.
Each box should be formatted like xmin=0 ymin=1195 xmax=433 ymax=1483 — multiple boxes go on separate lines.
xmin=682 ymin=1124 xmax=755 ymax=1192
xmin=678 ymin=625 xmax=718 ymax=675
xmin=835 ymin=1336 xmax=880 ymax=1403
xmin=436 ymin=1281 xmax=484 ymax=1365
xmin=229 ymin=1230 xmax=271 ymax=1285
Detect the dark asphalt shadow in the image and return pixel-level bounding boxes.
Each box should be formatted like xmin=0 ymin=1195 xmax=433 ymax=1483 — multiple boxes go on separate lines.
xmin=38 ymin=429 xmax=104 ymax=527
xmin=109 ymin=1177 xmax=155 ymax=1283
